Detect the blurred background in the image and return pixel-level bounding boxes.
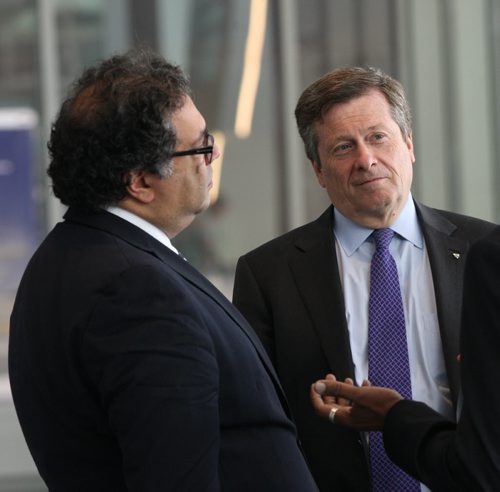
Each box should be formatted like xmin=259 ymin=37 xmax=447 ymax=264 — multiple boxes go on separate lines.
xmin=1 ymin=0 xmax=499 ymax=489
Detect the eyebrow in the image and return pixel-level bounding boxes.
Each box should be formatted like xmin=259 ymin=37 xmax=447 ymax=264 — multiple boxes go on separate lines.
xmin=190 ymin=128 xmax=207 ymax=147
xmin=178 ymin=128 xmax=206 ymax=150
xmin=331 ymin=134 xmax=353 ymax=144
xmin=331 ymin=125 xmax=386 ymax=143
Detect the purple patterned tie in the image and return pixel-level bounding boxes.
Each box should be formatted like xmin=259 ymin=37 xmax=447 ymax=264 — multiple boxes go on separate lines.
xmin=368 ymin=229 xmax=419 ymax=491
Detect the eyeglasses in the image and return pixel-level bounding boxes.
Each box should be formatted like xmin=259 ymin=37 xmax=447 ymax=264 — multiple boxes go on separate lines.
xmin=171 ymin=133 xmax=214 ymax=165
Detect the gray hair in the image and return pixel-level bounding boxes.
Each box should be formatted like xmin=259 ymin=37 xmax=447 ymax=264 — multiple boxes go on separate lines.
xmin=295 ymin=66 xmax=412 ymax=166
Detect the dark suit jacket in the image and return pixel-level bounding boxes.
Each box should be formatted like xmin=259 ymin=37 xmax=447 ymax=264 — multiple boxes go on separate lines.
xmin=383 ymin=226 xmax=500 ymax=491
xmin=9 ymin=208 xmax=318 ymax=492
xmin=232 ymin=201 xmax=496 ymax=491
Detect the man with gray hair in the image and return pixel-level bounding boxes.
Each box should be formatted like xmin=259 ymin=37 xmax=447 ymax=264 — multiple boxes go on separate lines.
xmin=233 ymin=66 xmax=496 ymax=491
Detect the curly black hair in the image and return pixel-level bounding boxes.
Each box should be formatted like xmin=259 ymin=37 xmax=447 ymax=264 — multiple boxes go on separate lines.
xmin=47 ymin=48 xmax=191 ymax=210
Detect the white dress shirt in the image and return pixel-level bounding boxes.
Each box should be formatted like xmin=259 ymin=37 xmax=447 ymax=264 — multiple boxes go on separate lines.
xmin=106 ymin=206 xmax=180 ymax=255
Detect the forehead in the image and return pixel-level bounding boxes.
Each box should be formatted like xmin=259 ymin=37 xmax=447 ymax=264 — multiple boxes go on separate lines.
xmin=317 ymin=89 xmax=395 ymax=135
xmin=171 ymin=96 xmax=206 ymax=143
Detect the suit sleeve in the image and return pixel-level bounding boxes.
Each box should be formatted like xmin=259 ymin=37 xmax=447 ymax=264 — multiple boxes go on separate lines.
xmin=233 ymin=255 xmax=276 ymax=363
xmin=384 ymin=231 xmax=500 ymax=491
xmin=455 ymin=233 xmax=500 ymax=489
xmin=82 ymin=264 xmax=220 ymax=491
xmin=384 ymin=400 xmax=471 ymax=491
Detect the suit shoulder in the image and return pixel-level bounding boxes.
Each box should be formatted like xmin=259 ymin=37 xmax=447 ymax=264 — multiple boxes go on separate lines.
xmin=418 ymin=202 xmax=497 ymax=237
xmin=239 ymin=208 xmax=332 ymax=261
xmin=439 ymin=209 xmax=495 ymax=229
xmin=468 ymin=225 xmax=500 ymax=256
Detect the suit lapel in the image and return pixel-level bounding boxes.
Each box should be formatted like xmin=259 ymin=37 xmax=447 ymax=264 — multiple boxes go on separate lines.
xmin=64 ymin=208 xmax=284 ymax=397
xmin=154 ymin=244 xmax=275 ymax=356
xmin=415 ymin=202 xmax=470 ymax=403
xmin=151 ymin=248 xmax=293 ymax=409
xmin=288 ymin=207 xmax=356 ymax=379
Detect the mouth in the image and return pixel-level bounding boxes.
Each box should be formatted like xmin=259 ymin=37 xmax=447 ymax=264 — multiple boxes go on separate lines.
xmin=357 ymin=176 xmax=386 ymax=186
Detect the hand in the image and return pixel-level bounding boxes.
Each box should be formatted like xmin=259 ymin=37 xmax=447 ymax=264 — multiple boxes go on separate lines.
xmin=317 ymin=373 xmax=355 ymax=407
xmin=310 ymin=375 xmax=403 ymax=431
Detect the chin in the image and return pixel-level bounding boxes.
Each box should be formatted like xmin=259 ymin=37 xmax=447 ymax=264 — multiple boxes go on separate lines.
xmin=365 ymin=191 xmax=397 ymax=208
xmin=195 ymin=199 xmax=211 ymax=215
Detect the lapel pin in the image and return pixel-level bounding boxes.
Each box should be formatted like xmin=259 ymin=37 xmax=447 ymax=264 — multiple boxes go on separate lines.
xmin=451 ymin=251 xmax=461 ymax=259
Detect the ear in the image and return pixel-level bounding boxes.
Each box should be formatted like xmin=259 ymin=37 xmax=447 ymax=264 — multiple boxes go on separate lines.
xmin=311 ymin=160 xmax=326 ymax=188
xmin=125 ymin=170 xmax=156 ymax=204
xmin=406 ymin=132 xmax=416 ymax=164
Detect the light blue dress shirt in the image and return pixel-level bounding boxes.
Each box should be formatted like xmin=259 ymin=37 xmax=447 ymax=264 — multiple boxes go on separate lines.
xmin=333 ymin=195 xmax=454 ymax=423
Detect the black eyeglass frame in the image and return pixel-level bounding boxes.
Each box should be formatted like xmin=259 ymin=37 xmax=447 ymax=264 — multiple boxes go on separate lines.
xmin=171 ymin=133 xmax=214 ymax=164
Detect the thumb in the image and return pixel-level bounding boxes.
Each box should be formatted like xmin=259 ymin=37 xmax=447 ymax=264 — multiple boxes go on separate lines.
xmin=315 ymin=380 xmax=361 ymax=401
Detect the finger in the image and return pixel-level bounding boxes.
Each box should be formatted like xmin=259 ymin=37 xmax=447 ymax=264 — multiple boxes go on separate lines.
xmin=322 ymin=374 xmax=338 ymax=404
xmin=328 ymin=406 xmax=339 ymax=425
xmin=314 ymin=373 xmax=334 ymax=396
xmin=337 ymin=377 xmax=354 ymax=406
xmin=362 ymin=379 xmax=371 ymax=387
xmin=319 ymin=380 xmax=362 ymax=403
xmin=310 ymin=382 xmax=334 ymax=419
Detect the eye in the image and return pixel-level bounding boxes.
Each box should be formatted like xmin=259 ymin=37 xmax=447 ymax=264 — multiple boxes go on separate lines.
xmin=333 ymin=142 xmax=353 ymax=156
xmin=370 ymin=132 xmax=387 ymax=142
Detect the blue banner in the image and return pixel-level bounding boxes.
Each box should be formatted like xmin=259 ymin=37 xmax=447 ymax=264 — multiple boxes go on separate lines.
xmin=0 ymin=108 xmax=42 ymax=345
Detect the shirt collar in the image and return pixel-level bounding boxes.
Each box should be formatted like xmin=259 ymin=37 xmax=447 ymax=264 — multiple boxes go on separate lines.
xmin=106 ymin=206 xmax=180 ymax=255
xmin=333 ymin=193 xmax=424 ymax=256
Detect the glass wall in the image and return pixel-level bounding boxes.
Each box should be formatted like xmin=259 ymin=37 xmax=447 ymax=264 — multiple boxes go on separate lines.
xmin=1 ymin=0 xmax=498 ymax=488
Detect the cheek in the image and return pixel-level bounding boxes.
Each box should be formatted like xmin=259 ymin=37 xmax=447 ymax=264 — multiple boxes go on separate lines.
xmin=315 ymin=172 xmax=327 ymax=188
xmin=324 ymin=166 xmax=347 ymax=190
xmin=196 ymin=162 xmax=210 ymax=180
xmin=315 ymin=159 xmax=335 ymax=181
xmin=397 ymin=154 xmax=414 ymax=181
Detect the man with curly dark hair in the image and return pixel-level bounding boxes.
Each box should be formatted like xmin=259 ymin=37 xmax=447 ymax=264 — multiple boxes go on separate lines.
xmin=9 ymin=49 xmax=318 ymax=492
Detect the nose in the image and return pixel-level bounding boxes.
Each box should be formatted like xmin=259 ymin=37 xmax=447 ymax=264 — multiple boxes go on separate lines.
xmin=355 ymin=142 xmax=377 ymax=170
xmin=212 ymin=141 xmax=221 ymax=162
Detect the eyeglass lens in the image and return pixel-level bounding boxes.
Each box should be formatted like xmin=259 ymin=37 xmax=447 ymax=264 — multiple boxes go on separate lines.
xmin=205 ymin=133 xmax=214 ymax=164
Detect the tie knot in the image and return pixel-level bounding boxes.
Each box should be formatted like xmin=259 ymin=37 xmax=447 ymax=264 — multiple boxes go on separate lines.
xmin=372 ymin=228 xmax=395 ymax=251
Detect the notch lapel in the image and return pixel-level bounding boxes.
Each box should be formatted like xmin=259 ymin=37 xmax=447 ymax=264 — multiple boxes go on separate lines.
xmin=416 ymin=202 xmax=469 ymax=404
xmin=288 ymin=208 xmax=356 ymax=380
xmin=154 ymin=247 xmax=294 ymax=414
xmin=63 ymin=208 xmax=286 ymax=402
